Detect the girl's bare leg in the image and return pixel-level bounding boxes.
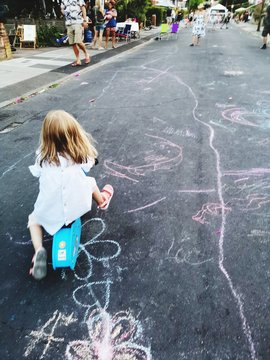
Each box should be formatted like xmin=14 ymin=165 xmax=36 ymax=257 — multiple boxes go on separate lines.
xmin=29 ymin=223 xmax=47 ymax=280
xmin=29 ymin=224 xmax=43 ymax=252
xmin=92 ymin=185 xmax=105 ymax=205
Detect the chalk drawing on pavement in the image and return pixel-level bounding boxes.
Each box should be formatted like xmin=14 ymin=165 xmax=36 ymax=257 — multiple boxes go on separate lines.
xmin=24 ymin=310 xmax=76 ymax=359
xmin=220 ymin=101 xmax=270 ymax=128
xmin=192 ymin=203 xmax=232 ymax=225
xmin=166 ymin=235 xmax=213 ymax=266
xmin=66 ymin=309 xmax=151 ymax=360
xmin=104 ymin=134 xmax=183 ymax=183
xmin=23 ymin=217 xmax=152 ymax=359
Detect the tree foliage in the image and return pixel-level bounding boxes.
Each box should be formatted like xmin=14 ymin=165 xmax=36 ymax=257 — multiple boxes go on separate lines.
xmin=116 ymin=0 xmax=151 ymax=22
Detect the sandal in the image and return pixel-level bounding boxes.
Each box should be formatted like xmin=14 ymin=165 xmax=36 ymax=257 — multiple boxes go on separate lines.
xmin=85 ymin=57 xmax=91 ymax=64
xmin=71 ymin=61 xmax=81 ymax=67
xmin=29 ymin=248 xmax=47 ymax=280
xmin=98 ymin=185 xmax=114 ymax=210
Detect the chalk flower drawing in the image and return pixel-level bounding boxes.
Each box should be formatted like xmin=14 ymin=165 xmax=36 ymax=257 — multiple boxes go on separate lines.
xmin=66 ymin=309 xmax=151 ymax=360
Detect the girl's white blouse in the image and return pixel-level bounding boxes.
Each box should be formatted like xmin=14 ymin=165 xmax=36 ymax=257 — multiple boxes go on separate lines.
xmin=29 ymin=155 xmax=96 ymax=235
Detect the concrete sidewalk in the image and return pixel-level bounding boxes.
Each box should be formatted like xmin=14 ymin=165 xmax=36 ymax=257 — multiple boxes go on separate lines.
xmin=0 ymin=27 xmax=159 ymax=109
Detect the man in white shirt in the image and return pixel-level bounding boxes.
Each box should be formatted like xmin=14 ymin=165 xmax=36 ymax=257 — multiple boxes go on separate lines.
xmin=61 ymin=0 xmax=90 ymax=66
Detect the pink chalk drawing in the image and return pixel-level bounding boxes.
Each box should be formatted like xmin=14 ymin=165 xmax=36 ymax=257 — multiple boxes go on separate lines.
xmin=126 ymin=197 xmax=166 ymax=213
xmin=221 ymin=108 xmax=258 ymax=127
xmin=66 ymin=309 xmax=151 ymax=360
xmin=192 ymin=203 xmax=231 ymax=224
xmin=104 ymin=134 xmax=183 ymax=183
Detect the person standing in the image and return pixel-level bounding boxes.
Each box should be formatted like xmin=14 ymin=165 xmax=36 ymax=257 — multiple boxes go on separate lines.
xmin=166 ymin=7 xmax=172 ymax=25
xmin=220 ymin=12 xmax=231 ymax=29
xmin=190 ymin=3 xmax=207 ymax=46
xmin=92 ymin=0 xmax=105 ymax=50
xmin=261 ymin=5 xmax=270 ymax=50
xmin=61 ymin=0 xmax=91 ymax=66
xmin=105 ymin=1 xmax=117 ymax=49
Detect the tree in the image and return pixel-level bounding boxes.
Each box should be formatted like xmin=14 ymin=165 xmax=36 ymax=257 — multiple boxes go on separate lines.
xmin=116 ymin=0 xmax=151 ymax=22
xmin=187 ymin=0 xmax=203 ymax=11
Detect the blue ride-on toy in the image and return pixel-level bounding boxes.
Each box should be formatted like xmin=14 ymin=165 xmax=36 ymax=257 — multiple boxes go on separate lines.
xmin=52 ymin=218 xmax=81 ymax=270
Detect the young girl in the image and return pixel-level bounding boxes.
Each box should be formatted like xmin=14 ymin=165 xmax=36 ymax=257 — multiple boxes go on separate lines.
xmin=28 ymin=110 xmax=114 ymax=280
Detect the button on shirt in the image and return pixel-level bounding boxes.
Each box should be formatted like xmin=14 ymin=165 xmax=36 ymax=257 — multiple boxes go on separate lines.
xmin=61 ymin=0 xmax=85 ymax=25
xmin=29 ymin=155 xmax=96 ymax=235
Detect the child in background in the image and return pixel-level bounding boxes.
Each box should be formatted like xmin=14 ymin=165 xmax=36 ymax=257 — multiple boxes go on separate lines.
xmin=28 ymin=110 xmax=114 ymax=280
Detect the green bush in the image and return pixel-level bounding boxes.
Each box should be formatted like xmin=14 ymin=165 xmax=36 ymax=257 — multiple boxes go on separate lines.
xmin=37 ymin=24 xmax=62 ymax=47
xmin=146 ymin=6 xmax=166 ymax=25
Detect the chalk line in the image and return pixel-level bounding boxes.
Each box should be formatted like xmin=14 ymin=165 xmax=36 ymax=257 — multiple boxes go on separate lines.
xmin=126 ymin=197 xmax=166 ymax=213
xmin=157 ymin=68 xmax=257 ymax=359
xmin=176 ymin=189 xmax=215 ymax=194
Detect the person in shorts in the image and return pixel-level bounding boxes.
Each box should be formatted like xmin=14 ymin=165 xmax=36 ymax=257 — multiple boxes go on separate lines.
xmin=105 ymin=1 xmax=117 ymax=49
xmin=91 ymin=0 xmax=105 ymax=50
xmin=261 ymin=5 xmax=270 ymax=50
xmin=61 ymin=0 xmax=91 ymax=66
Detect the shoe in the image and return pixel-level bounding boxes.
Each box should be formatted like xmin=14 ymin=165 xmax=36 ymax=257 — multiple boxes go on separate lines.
xmin=261 ymin=44 xmax=266 ymax=49
xmin=98 ymin=47 xmax=104 ymax=50
xmin=29 ymin=248 xmax=47 ymax=280
xmin=189 ymin=43 xmax=194 ymax=46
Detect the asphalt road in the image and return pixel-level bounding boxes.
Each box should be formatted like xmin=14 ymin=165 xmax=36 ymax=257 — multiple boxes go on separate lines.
xmin=1 ymin=24 xmax=270 ymax=360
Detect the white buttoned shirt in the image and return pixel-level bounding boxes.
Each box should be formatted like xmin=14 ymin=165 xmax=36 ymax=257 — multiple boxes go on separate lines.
xmin=29 ymin=155 xmax=96 ymax=235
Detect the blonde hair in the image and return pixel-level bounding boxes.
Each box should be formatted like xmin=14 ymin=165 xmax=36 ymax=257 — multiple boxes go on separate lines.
xmin=39 ymin=110 xmax=98 ymax=166
xmin=95 ymin=0 xmax=101 ymax=8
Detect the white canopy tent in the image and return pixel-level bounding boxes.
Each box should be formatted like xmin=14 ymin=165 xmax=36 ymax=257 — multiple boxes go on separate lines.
xmin=210 ymin=4 xmax=228 ymax=14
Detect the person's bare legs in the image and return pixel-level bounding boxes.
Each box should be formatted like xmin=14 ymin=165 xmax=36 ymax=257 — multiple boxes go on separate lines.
xmin=261 ymin=35 xmax=268 ymax=49
xmin=77 ymin=42 xmax=90 ymax=63
xmin=112 ymin=31 xmax=116 ymax=48
xmin=29 ymin=223 xmax=43 ymax=252
xmin=105 ymin=28 xmax=110 ymax=48
xmin=92 ymin=185 xmax=106 ymax=205
xmin=98 ymin=29 xmax=104 ymax=48
xmin=29 ymin=223 xmax=47 ymax=280
xmin=72 ymin=44 xmax=81 ymax=64
xmin=92 ymin=28 xmax=98 ymax=48
xmin=190 ymin=35 xmax=196 ymax=46
xmin=92 ymin=184 xmax=114 ymax=209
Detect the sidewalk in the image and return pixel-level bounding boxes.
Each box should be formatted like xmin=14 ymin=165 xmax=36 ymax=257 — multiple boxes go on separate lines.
xmin=233 ymin=20 xmax=263 ymax=39
xmin=0 ymin=28 xmax=159 ymax=109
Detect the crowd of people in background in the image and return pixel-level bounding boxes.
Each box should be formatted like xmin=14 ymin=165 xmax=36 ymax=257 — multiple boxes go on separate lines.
xmin=38 ymin=0 xmax=270 ymax=63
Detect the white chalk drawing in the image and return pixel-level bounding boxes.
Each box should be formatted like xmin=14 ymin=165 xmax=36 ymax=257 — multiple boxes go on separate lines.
xmin=166 ymin=233 xmax=213 ymax=266
xmin=24 ymin=310 xmax=76 ymax=359
xmin=23 ymin=218 xmax=152 ymax=359
xmin=66 ymin=309 xmax=151 ymax=360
